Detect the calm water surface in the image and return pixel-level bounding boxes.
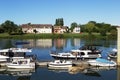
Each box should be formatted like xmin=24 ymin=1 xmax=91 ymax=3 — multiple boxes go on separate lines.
xmin=0 ymin=38 xmax=118 ymax=80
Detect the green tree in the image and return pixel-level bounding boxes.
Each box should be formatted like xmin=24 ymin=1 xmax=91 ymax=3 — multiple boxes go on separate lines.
xmin=70 ymin=22 xmax=78 ymax=32
xmin=85 ymin=22 xmax=96 ymax=34
xmin=0 ymin=27 xmax=4 ymax=33
xmin=17 ymin=27 xmax=23 ymax=35
xmin=1 ymin=20 xmax=18 ymax=34
xmin=55 ymin=18 xmax=64 ymax=26
xmin=110 ymin=29 xmax=117 ymax=36
xmin=99 ymin=23 xmax=111 ymax=36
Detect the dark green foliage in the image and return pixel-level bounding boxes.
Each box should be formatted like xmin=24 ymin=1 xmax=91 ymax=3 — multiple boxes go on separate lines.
xmin=70 ymin=22 xmax=78 ymax=32
xmin=55 ymin=18 xmax=64 ymax=26
xmin=110 ymin=29 xmax=117 ymax=36
xmin=1 ymin=20 xmax=18 ymax=35
xmin=0 ymin=27 xmax=4 ymax=33
xmin=107 ymin=29 xmax=117 ymax=39
xmin=0 ymin=20 xmax=23 ymax=35
xmin=99 ymin=29 xmax=107 ymax=36
xmin=85 ymin=21 xmax=96 ymax=35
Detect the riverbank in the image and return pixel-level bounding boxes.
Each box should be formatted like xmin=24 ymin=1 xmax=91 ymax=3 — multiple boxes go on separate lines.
xmin=0 ymin=33 xmax=117 ymax=40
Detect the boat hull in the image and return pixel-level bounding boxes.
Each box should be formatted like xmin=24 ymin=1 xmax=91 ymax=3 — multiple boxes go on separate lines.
xmin=48 ymin=60 xmax=73 ymax=69
xmin=50 ymin=53 xmax=101 ymax=59
xmin=7 ymin=62 xmax=35 ymax=69
xmin=88 ymin=60 xmax=116 ymax=67
xmin=48 ymin=64 xmax=72 ymax=68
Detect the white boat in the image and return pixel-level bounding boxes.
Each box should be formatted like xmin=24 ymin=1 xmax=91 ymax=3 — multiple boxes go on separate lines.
xmin=0 ymin=55 xmax=9 ymax=62
xmin=108 ymin=48 xmax=117 ymax=58
xmin=0 ymin=48 xmax=34 ymax=62
xmin=48 ymin=60 xmax=73 ymax=69
xmin=87 ymin=58 xmax=117 ymax=67
xmin=6 ymin=58 xmax=35 ymax=69
xmin=50 ymin=49 xmax=101 ymax=59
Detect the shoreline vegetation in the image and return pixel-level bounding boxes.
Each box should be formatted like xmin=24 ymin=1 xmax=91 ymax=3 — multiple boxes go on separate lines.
xmin=0 ymin=33 xmax=117 ymax=40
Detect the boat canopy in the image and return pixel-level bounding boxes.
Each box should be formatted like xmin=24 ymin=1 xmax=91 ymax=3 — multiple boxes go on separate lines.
xmin=96 ymin=58 xmax=113 ymax=64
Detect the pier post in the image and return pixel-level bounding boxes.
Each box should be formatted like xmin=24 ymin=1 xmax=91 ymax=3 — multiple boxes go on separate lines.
xmin=117 ymin=67 xmax=120 ymax=80
xmin=117 ymin=27 xmax=120 ymax=66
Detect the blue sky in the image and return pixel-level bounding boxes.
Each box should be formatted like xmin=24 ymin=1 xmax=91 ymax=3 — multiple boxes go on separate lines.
xmin=0 ymin=0 xmax=120 ymax=26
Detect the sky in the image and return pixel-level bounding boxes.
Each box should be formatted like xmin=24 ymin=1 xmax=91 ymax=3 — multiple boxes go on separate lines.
xmin=0 ymin=0 xmax=120 ymax=26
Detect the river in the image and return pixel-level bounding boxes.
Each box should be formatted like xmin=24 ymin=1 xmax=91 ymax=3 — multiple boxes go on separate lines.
xmin=0 ymin=38 xmax=118 ymax=80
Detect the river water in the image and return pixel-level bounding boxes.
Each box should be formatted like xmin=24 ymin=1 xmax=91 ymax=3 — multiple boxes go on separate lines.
xmin=0 ymin=38 xmax=119 ymax=80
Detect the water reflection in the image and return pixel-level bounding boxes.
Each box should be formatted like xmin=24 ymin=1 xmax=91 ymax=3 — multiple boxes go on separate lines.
xmin=23 ymin=39 xmax=53 ymax=48
xmin=0 ymin=38 xmax=117 ymax=50
xmin=0 ymin=67 xmax=35 ymax=77
xmin=0 ymin=38 xmax=118 ymax=80
xmin=0 ymin=39 xmax=15 ymax=49
xmin=22 ymin=39 xmax=81 ymax=50
xmin=117 ymin=67 xmax=120 ymax=80
xmin=54 ymin=39 xmax=66 ymax=49
xmin=0 ymin=65 xmax=118 ymax=80
xmin=18 ymin=38 xmax=82 ymax=52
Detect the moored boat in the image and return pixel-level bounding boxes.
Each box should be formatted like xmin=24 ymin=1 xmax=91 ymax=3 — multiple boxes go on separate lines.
xmin=6 ymin=58 xmax=35 ymax=69
xmin=0 ymin=48 xmax=35 ymax=62
xmin=48 ymin=60 xmax=73 ymax=69
xmin=87 ymin=58 xmax=117 ymax=67
xmin=0 ymin=55 xmax=9 ymax=62
xmin=50 ymin=49 xmax=101 ymax=60
xmin=108 ymin=48 xmax=117 ymax=58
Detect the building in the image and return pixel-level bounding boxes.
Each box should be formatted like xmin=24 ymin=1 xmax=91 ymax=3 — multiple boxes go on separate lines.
xmin=21 ymin=24 xmax=53 ymax=33
xmin=53 ymin=26 xmax=68 ymax=34
xmin=73 ymin=27 xmax=81 ymax=33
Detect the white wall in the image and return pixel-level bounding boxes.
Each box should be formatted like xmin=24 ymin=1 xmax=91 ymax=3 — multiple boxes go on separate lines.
xmin=73 ymin=27 xmax=80 ymax=33
xmin=117 ymin=27 xmax=120 ymax=66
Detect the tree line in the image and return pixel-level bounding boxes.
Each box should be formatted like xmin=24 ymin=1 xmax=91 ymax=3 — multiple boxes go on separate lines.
xmin=54 ymin=18 xmax=117 ymax=36
xmin=0 ymin=20 xmax=23 ymax=35
xmin=0 ymin=19 xmax=118 ymax=36
xmin=70 ymin=21 xmax=117 ymax=36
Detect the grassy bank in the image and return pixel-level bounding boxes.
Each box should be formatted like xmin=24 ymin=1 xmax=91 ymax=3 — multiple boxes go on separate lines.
xmin=0 ymin=33 xmax=117 ymax=40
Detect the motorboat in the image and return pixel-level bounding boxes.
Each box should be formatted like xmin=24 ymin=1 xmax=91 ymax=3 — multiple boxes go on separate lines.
xmin=0 ymin=55 xmax=9 ymax=62
xmin=108 ymin=48 xmax=117 ymax=58
xmin=0 ymin=48 xmax=35 ymax=62
xmin=6 ymin=58 xmax=35 ymax=69
xmin=48 ymin=60 xmax=73 ymax=69
xmin=87 ymin=58 xmax=117 ymax=67
xmin=108 ymin=53 xmax=117 ymax=58
xmin=50 ymin=49 xmax=101 ymax=60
